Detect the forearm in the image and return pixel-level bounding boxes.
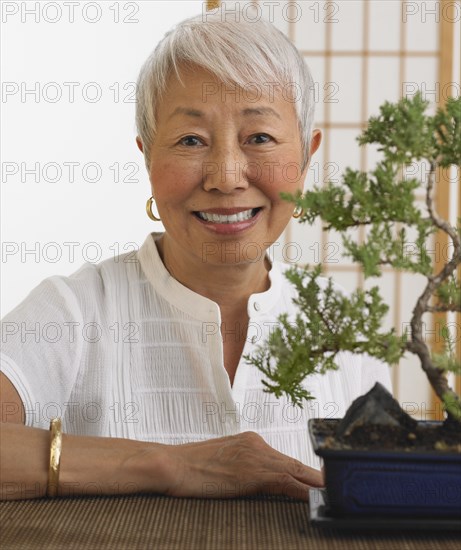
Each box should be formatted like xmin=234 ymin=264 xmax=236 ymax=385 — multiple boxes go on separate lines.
xmin=1 ymin=423 xmax=323 ymax=501
xmin=0 ymin=422 xmax=168 ymax=500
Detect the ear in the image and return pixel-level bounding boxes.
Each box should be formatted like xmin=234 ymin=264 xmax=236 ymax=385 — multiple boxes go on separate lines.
xmin=309 ymin=129 xmax=322 ymax=157
xmin=136 ymin=136 xmax=144 ymax=153
xmin=301 ymin=129 xmax=322 ymax=192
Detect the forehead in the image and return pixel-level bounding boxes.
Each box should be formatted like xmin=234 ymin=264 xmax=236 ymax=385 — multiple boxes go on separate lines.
xmin=157 ymin=65 xmax=298 ymax=122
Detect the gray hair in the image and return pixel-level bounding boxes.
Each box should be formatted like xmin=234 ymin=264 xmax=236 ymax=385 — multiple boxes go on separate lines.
xmin=135 ymin=7 xmax=315 ymax=172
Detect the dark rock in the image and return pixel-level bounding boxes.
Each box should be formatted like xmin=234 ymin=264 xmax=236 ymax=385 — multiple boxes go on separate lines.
xmin=336 ymin=382 xmax=418 ymax=438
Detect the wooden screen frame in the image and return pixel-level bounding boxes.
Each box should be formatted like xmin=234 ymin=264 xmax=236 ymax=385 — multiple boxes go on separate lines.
xmin=431 ymin=0 xmax=458 ymax=418
xmin=206 ymin=0 xmax=460 ymax=413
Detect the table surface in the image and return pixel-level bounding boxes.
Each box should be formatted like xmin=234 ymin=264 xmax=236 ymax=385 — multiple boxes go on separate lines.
xmin=1 ymin=493 xmax=460 ymax=550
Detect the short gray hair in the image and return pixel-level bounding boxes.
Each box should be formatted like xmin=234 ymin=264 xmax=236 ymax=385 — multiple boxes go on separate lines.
xmin=136 ymin=8 xmax=315 ymax=171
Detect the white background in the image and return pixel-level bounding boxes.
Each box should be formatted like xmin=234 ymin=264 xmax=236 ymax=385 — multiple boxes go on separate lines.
xmin=1 ymin=0 xmax=204 ymax=316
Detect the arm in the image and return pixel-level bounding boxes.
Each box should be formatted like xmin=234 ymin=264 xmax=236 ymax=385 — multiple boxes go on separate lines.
xmin=1 ymin=374 xmax=323 ymax=501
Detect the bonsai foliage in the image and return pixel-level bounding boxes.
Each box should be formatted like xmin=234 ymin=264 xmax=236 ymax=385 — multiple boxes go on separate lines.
xmin=246 ymin=93 xmax=461 ymax=421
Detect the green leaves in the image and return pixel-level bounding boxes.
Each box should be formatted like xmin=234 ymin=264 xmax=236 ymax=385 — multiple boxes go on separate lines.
xmin=442 ymin=393 xmax=461 ymax=422
xmin=358 ymin=93 xmax=437 ymax=163
xmin=436 ymin=276 xmax=461 ymax=310
xmin=285 ymin=160 xmax=434 ymax=277
xmin=245 ymin=266 xmax=404 ymax=406
xmin=358 ymin=92 xmax=460 ymax=167
xmin=245 ymin=93 xmax=461 ymax=414
xmin=432 ymin=326 xmax=461 ymax=376
xmin=432 ymin=97 xmax=461 ymax=167
xmin=287 ymin=94 xmax=459 ymax=279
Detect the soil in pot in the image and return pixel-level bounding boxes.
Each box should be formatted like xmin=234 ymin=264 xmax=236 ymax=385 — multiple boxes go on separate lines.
xmin=315 ymin=383 xmax=461 ymax=453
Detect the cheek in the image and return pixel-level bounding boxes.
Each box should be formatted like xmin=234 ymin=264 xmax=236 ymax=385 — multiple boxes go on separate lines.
xmin=149 ymin=160 xmax=201 ymax=204
xmin=258 ymin=162 xmax=304 ymax=203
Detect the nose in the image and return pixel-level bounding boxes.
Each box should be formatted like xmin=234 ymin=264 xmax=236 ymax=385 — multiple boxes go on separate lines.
xmin=202 ymin=145 xmax=249 ymax=194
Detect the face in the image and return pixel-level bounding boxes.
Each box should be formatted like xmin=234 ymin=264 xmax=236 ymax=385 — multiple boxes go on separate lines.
xmin=139 ymin=65 xmax=320 ymax=267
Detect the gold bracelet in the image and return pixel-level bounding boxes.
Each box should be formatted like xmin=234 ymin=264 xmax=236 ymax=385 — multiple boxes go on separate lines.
xmin=47 ymin=418 xmax=63 ymax=497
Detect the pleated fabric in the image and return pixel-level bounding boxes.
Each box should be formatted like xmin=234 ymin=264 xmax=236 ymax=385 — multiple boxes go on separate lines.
xmin=1 ymin=232 xmax=391 ymax=468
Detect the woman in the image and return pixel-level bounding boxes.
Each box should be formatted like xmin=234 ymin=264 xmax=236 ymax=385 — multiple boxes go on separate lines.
xmin=0 ymin=10 xmax=391 ymax=500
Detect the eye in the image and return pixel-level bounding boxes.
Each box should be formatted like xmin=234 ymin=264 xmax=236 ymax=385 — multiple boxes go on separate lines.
xmin=178 ymin=135 xmax=204 ymax=147
xmin=248 ymin=133 xmax=273 ymax=144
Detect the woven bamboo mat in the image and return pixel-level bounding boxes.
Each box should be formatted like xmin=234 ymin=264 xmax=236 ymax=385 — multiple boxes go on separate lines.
xmin=1 ymin=494 xmax=460 ymax=550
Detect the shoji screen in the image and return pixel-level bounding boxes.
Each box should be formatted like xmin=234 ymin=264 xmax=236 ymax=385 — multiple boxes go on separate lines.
xmin=249 ymin=0 xmax=459 ymax=417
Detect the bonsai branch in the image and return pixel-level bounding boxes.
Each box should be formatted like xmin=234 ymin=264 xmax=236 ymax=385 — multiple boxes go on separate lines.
xmin=408 ymin=163 xmax=461 ymax=413
xmin=426 ymin=304 xmax=461 ymax=313
xmin=247 ymin=94 xmax=461 ymax=422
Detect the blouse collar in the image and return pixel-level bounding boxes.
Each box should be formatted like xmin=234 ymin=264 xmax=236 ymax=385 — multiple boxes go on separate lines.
xmin=137 ymin=232 xmax=283 ymax=322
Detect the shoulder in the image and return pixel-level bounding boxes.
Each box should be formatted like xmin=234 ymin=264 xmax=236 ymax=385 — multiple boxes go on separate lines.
xmin=4 ymin=251 xmax=142 ymax=325
xmin=73 ymin=245 xmax=145 ymax=288
xmin=2 ymin=233 xmax=161 ymax=324
xmin=64 ymin=251 xmax=138 ymax=292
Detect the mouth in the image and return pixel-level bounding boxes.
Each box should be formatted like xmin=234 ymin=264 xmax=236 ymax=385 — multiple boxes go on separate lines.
xmin=193 ymin=207 xmax=262 ymax=224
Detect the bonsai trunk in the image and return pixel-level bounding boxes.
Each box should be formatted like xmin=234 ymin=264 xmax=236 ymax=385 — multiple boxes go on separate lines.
xmin=407 ymin=163 xmax=461 ymax=422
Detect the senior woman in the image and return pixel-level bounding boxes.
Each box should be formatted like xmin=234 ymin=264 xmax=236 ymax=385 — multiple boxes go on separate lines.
xmin=0 ymin=10 xmax=391 ymax=500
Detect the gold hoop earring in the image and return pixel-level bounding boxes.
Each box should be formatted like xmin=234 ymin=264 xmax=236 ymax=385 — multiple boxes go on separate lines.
xmin=146 ymin=196 xmax=161 ymax=222
xmin=292 ymin=204 xmax=304 ymax=219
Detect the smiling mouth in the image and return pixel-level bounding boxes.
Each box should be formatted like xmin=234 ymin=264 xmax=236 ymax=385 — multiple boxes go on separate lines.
xmin=194 ymin=208 xmax=261 ymax=224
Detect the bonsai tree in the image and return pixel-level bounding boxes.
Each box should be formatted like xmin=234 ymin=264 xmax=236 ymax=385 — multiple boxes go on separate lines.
xmin=246 ymin=93 xmax=461 ymax=423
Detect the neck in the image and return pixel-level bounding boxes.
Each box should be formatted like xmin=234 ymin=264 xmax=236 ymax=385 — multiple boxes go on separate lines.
xmin=155 ymin=234 xmax=271 ymax=312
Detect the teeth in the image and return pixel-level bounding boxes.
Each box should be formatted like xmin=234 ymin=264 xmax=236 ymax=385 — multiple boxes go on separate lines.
xmin=197 ymin=208 xmax=257 ymax=223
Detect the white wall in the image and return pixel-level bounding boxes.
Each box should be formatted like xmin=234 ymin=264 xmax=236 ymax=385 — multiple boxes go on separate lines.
xmin=1 ymin=0 xmax=203 ymax=316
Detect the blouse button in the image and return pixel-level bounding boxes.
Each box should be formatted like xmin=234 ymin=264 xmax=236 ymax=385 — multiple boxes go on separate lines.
xmin=253 ymin=302 xmax=261 ymax=311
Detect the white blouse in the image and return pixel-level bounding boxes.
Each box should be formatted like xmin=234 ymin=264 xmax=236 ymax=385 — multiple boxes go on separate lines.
xmin=1 ymin=232 xmax=391 ymax=468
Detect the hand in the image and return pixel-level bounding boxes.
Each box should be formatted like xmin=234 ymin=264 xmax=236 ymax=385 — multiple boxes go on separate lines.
xmin=160 ymin=431 xmax=324 ymax=500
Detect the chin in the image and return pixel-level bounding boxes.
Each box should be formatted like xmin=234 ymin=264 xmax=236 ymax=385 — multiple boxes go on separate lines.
xmin=199 ymin=239 xmax=269 ymax=266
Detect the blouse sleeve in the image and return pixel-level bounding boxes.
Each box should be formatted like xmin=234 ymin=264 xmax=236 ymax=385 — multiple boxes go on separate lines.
xmin=1 ymin=275 xmax=85 ymax=429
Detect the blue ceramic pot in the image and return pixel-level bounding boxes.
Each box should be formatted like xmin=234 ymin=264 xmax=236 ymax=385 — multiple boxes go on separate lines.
xmin=308 ymin=418 xmax=461 ymax=518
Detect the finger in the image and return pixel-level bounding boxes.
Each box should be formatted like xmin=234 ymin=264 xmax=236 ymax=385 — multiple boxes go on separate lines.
xmin=264 ymin=444 xmax=324 ymax=487
xmin=270 ymin=455 xmax=324 ymax=488
xmin=292 ymin=463 xmax=324 ymax=488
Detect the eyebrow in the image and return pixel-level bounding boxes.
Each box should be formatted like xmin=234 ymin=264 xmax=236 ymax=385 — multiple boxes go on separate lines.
xmin=241 ymin=107 xmax=281 ymax=120
xmin=168 ymin=106 xmax=281 ymax=121
xmin=168 ymin=107 xmax=204 ymax=120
